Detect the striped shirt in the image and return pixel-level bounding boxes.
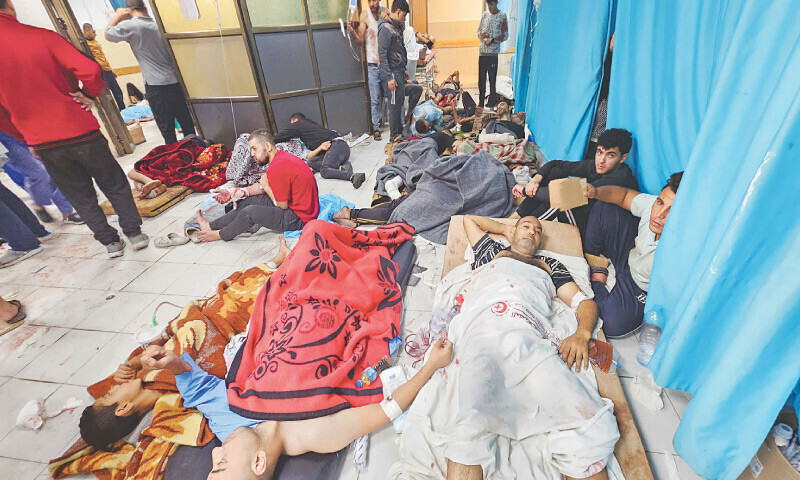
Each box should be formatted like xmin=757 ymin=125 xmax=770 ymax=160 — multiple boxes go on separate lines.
xmin=470 ymin=234 xmax=575 ymax=290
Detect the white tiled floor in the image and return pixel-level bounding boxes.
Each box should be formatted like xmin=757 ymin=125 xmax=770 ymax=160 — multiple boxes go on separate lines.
xmin=0 ymin=121 xmax=706 ymax=479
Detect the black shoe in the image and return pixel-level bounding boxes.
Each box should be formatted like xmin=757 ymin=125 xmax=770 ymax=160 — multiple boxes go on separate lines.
xmin=63 ymin=212 xmax=84 ymax=224
xmin=351 ymin=173 xmax=366 ymax=189
xmin=34 ymin=208 xmax=54 ymax=223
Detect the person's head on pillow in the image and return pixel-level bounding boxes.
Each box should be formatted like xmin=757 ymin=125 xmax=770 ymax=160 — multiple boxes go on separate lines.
xmin=79 ymin=378 xmax=159 ymax=449
xmin=496 ymin=99 xmax=514 ymax=118
xmin=594 ymin=128 xmax=632 ymax=175
xmin=205 ymin=425 xmax=283 ymax=480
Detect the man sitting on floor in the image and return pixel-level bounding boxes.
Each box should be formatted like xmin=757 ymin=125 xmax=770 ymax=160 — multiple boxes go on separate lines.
xmin=195 ymin=129 xmax=319 ymax=242
xmin=511 ymin=128 xmax=639 ymax=235
xmin=583 ymin=171 xmax=683 ymax=336
xmin=138 ymin=338 xmax=450 ymax=479
xmin=273 ymin=113 xmax=366 ymax=189
xmin=388 ymin=215 xmax=618 ymax=479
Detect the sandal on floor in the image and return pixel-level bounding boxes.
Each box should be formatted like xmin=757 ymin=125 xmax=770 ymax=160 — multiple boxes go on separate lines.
xmin=6 ymin=300 xmax=25 ymax=324
xmin=373 ymin=130 xmax=382 ymax=141
xmin=0 ymin=300 xmax=26 ymax=337
xmin=185 ymin=228 xmax=202 ymax=243
xmin=154 ymin=233 xmax=191 ymax=248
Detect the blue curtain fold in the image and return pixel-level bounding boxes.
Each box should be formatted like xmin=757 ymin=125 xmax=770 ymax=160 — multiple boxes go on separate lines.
xmin=513 ymin=0 xmax=612 ymax=162
xmin=608 ymin=1 xmax=800 ymax=478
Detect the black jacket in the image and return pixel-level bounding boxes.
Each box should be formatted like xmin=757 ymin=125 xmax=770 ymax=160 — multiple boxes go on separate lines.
xmin=378 ymin=16 xmax=407 ymax=83
xmin=273 ymin=118 xmax=339 ymax=150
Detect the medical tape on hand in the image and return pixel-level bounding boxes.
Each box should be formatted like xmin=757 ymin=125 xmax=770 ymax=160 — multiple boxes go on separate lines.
xmin=380 ymin=396 xmax=403 ymax=421
xmin=571 ymin=291 xmax=590 ymax=310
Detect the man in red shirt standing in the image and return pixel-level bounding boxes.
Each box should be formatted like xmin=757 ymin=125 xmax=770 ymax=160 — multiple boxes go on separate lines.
xmin=0 ymin=0 xmax=146 ymax=258
xmin=195 ymin=129 xmax=319 ymax=242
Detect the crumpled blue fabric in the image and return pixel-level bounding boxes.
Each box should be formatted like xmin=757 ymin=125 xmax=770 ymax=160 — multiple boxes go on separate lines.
xmin=284 ymin=193 xmax=354 ymax=239
xmin=606 ymin=1 xmax=800 ymax=478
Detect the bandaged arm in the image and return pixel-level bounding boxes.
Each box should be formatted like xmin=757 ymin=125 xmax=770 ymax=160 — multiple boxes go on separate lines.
xmin=281 ymin=338 xmax=453 ymax=456
xmin=556 ymin=282 xmax=599 ymax=371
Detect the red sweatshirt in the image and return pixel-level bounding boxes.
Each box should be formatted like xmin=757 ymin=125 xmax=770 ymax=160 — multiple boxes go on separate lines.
xmin=0 ymin=13 xmax=106 ymax=148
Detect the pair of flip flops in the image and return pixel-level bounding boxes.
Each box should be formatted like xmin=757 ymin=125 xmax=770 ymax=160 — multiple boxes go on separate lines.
xmin=153 ymin=232 xmax=192 ymax=248
xmin=0 ymin=300 xmax=26 ymax=337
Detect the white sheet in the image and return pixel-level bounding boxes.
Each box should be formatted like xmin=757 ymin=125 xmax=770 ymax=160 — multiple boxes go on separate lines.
xmin=388 ymin=257 xmax=624 ymax=480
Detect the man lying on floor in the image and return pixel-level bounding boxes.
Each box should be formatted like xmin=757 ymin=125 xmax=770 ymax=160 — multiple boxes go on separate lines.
xmin=274 ymin=112 xmax=366 ymax=189
xmin=195 ymin=130 xmax=319 ymax=242
xmin=388 ymin=215 xmax=619 ymax=479
xmin=510 ymin=128 xmax=639 ymax=235
xmin=583 ymin=171 xmax=683 ymax=336
xmin=133 ymin=340 xmax=450 ymax=479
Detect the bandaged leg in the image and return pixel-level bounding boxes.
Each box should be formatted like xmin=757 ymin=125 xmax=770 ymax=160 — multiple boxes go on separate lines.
xmin=385 ymin=175 xmax=404 ymax=200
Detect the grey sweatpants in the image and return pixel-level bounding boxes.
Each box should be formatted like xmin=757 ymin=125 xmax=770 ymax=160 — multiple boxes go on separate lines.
xmin=210 ymin=195 xmax=305 ymax=241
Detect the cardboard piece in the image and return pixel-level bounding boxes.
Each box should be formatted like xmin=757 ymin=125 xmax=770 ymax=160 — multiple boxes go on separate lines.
xmin=738 ymin=436 xmax=800 ymax=479
xmin=549 ymin=177 xmax=588 ymax=212
xmin=128 ymin=123 xmax=146 ymax=145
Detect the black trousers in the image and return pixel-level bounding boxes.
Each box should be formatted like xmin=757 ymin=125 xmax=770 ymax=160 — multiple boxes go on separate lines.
xmin=383 ymin=73 xmax=423 ymax=138
xmin=478 ymin=55 xmax=499 ymax=107
xmin=37 ymin=134 xmax=142 ymax=245
xmin=101 ymin=70 xmax=125 ymax=111
xmin=307 ymin=139 xmax=351 ymax=181
xmin=350 ymin=196 xmax=407 ymax=225
xmin=146 ymin=83 xmax=195 ymax=145
xmin=210 ymin=195 xmax=305 ymax=241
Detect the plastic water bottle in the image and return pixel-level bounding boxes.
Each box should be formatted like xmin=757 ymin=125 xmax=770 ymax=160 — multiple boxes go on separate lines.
xmin=636 ymin=307 xmax=663 ymax=366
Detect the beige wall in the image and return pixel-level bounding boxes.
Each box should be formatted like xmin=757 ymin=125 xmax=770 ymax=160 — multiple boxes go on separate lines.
xmin=427 ymin=0 xmax=482 ymax=87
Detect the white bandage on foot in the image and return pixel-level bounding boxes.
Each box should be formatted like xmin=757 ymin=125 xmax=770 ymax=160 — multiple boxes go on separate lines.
xmin=380 ymin=396 xmax=403 ymax=421
xmin=570 ymin=291 xmax=590 ymax=310
xmin=385 ymin=176 xmax=404 ymax=200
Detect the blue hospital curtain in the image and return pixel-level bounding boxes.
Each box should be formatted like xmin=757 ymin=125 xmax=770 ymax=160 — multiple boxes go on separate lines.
xmin=608 ymin=1 xmax=800 ymax=479
xmin=513 ymin=0 xmax=612 ymax=161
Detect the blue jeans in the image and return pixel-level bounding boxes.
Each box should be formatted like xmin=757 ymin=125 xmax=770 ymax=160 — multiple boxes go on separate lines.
xmin=584 ymin=202 xmax=648 ymax=337
xmin=0 ymin=131 xmax=74 ymax=214
xmin=0 ymin=180 xmax=45 ymax=251
xmin=368 ymin=65 xmax=382 ymax=131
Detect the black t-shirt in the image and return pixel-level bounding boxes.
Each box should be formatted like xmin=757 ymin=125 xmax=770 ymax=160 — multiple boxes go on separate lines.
xmin=470 ymin=234 xmax=574 ymax=290
xmin=498 ymin=120 xmax=525 ymax=139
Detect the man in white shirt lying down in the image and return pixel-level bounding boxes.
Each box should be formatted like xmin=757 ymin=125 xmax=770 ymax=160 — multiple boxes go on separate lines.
xmin=389 ymin=215 xmax=619 ymax=480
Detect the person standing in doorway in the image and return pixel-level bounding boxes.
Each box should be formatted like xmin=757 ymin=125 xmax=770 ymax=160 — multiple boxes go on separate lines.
xmin=105 ymin=0 xmax=195 ymax=145
xmin=348 ymin=0 xmax=388 ymax=141
xmin=83 ymin=23 xmax=126 ymax=110
xmin=477 ymin=0 xmax=508 ymax=108
xmin=0 ymin=0 xmax=147 ymax=258
xmin=378 ymin=0 xmax=411 ymax=142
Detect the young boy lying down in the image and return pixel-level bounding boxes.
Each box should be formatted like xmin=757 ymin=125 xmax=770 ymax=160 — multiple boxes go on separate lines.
xmin=132 ymin=339 xmax=450 ymax=480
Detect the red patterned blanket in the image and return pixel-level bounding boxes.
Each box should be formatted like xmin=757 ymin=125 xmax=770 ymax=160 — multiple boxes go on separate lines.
xmin=227 ymin=220 xmax=414 ymax=420
xmin=134 ymin=139 xmax=230 ymax=192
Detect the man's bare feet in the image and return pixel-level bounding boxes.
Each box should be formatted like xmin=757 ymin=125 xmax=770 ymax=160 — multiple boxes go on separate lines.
xmin=267 ymin=236 xmax=291 ymax=268
xmin=195 ymin=210 xmax=222 ymax=242
xmin=332 ymin=207 xmax=358 ymax=228
xmin=138 ymin=180 xmax=164 ymax=199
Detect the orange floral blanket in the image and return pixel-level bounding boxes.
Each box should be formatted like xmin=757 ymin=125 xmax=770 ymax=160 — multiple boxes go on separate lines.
xmin=49 ymin=264 xmax=273 ymax=480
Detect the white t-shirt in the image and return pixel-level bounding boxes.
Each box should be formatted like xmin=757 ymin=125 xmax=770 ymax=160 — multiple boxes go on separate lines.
xmin=404 ymin=25 xmax=420 ymax=62
xmin=628 ymin=194 xmax=659 ymax=291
